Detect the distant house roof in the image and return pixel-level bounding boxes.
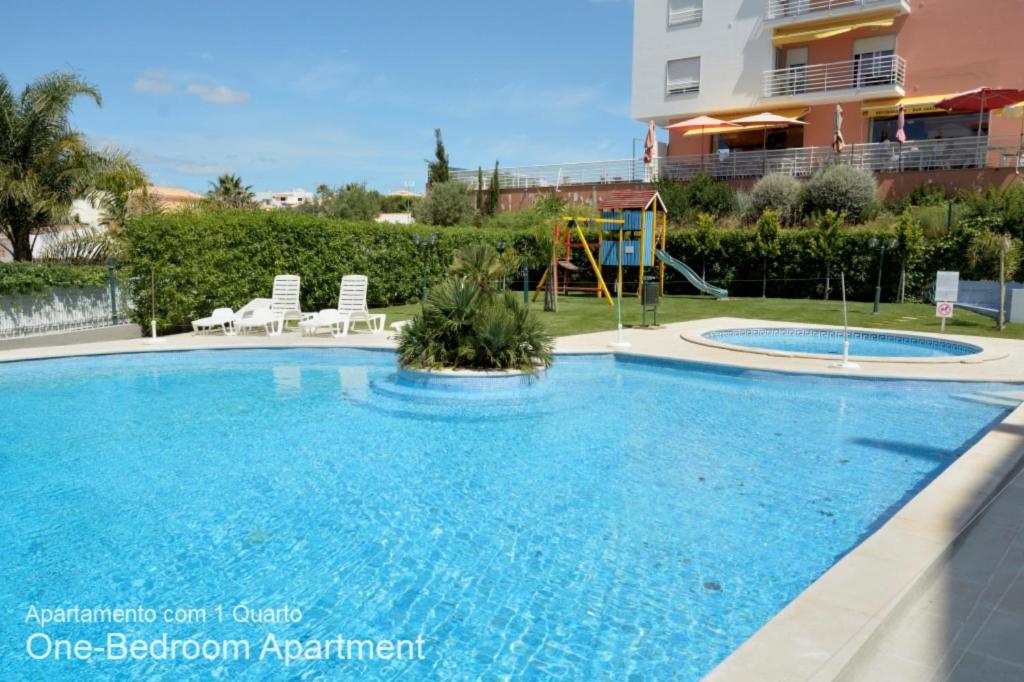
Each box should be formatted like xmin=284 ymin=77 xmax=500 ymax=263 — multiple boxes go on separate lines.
xmin=146 ymin=185 xmax=203 ymax=204
xmin=598 ymin=190 xmax=667 ymax=213
xmin=388 ymin=189 xmax=422 ymax=198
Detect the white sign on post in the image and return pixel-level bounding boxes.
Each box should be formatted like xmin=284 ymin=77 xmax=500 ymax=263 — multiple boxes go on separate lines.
xmin=934 ymin=272 xmax=959 ymax=332
xmin=935 ymin=271 xmax=960 ymax=303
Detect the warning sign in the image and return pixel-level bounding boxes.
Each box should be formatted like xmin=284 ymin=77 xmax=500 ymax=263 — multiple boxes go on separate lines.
xmin=936 ymin=301 xmax=954 ymax=318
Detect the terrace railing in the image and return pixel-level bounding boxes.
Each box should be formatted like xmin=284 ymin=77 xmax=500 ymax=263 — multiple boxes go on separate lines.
xmin=765 ymin=0 xmax=897 ymax=20
xmin=763 ymin=55 xmax=906 ymax=98
xmin=451 ymin=135 xmax=1022 ymax=190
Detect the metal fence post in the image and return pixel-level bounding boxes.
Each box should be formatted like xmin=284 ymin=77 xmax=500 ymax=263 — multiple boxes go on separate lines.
xmin=106 ymin=257 xmax=119 ymax=325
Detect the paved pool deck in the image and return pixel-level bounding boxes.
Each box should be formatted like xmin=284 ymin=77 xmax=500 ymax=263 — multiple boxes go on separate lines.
xmin=2 ymin=318 xmax=1023 ymax=681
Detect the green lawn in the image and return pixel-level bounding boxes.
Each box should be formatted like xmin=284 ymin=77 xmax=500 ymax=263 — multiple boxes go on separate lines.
xmin=374 ymin=293 xmax=1024 ymax=340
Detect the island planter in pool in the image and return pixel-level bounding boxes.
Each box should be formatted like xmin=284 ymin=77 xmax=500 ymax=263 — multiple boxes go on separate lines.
xmin=698 ymin=327 xmax=986 ymax=362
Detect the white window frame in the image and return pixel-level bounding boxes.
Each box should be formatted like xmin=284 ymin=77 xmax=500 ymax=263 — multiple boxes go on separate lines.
xmin=668 ymin=0 xmax=703 ymax=26
xmin=666 ymin=57 xmax=701 ymax=96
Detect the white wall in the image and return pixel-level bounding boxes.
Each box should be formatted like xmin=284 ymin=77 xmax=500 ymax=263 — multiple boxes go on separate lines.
xmin=632 ymin=0 xmax=774 ymax=123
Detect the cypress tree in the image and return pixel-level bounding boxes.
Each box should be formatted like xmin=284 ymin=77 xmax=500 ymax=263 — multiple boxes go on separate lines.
xmin=485 ymin=161 xmax=500 ymax=216
xmin=426 ymin=128 xmax=450 ymax=186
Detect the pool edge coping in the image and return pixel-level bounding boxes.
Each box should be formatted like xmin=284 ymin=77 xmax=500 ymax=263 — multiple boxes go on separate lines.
xmin=703 ymin=401 xmax=1024 ymax=682
xmin=681 ymin=323 xmax=1007 ymax=365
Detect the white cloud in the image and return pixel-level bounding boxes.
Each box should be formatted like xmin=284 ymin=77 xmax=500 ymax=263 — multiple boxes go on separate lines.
xmin=186 ymin=83 xmax=250 ymax=106
xmin=133 ymin=69 xmax=174 ymax=95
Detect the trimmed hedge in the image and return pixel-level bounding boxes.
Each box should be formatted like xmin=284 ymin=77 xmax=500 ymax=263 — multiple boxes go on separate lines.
xmin=664 ymin=224 xmax=992 ymax=300
xmin=119 ymin=209 xmax=543 ymax=331
xmin=0 ymin=262 xmax=110 ymax=295
xmin=119 ymin=208 xmax=1003 ymax=331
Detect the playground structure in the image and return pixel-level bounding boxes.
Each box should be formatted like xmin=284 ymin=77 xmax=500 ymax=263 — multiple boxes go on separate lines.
xmin=533 ymin=189 xmax=729 ymax=304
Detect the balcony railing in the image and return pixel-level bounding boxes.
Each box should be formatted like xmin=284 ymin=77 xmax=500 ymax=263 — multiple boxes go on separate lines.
xmin=766 ymin=0 xmax=878 ymax=21
xmin=763 ymin=55 xmax=905 ymax=98
xmin=450 ymin=135 xmax=1022 ymax=189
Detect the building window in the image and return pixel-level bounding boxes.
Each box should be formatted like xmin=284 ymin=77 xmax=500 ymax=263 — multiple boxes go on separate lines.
xmin=853 ymin=36 xmax=898 ymax=88
xmin=666 ymin=57 xmax=700 ymax=96
xmin=668 ymin=0 xmax=702 ymax=26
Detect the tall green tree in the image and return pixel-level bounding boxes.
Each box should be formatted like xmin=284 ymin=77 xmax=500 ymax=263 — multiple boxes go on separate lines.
xmin=484 ymin=161 xmax=500 ymax=216
xmin=691 ymin=213 xmax=721 ymax=286
xmin=427 ymin=128 xmax=450 ymax=186
xmin=303 ymin=182 xmax=381 ymax=220
xmin=892 ymin=210 xmax=924 ymax=303
xmin=206 ymin=174 xmax=255 ymax=208
xmin=754 ymin=209 xmax=782 ymax=298
xmin=0 ymin=72 xmax=145 ymax=261
xmin=811 ymin=210 xmax=845 ymax=301
xmin=476 ymin=167 xmax=484 ymax=212
xmin=968 ymin=231 xmax=1019 ymax=331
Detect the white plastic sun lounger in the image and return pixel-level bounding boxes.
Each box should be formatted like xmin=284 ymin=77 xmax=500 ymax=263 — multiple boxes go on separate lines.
xmin=235 ymin=275 xmax=302 ymax=336
xmin=224 ymin=298 xmax=273 ymax=335
xmin=191 ymin=307 xmax=236 ymax=335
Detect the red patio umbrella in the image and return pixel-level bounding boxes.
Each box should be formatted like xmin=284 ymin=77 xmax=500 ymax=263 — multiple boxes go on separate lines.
xmin=895 ymin=104 xmax=907 ymax=144
xmin=895 ymin=104 xmax=906 ymax=170
xmin=666 ymin=115 xmax=738 ymax=169
xmin=937 ymin=88 xmax=1024 ymax=162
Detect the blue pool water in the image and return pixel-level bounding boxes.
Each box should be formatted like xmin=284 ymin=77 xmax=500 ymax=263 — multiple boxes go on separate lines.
xmin=0 ymin=349 xmax=1014 ymax=679
xmin=704 ymin=327 xmax=983 ymax=358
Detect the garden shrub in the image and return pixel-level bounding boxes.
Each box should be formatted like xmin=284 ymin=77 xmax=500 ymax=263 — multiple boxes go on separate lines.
xmin=896 ymin=183 xmax=951 ymax=209
xmin=801 ymin=163 xmax=878 ymax=222
xmin=959 ymin=184 xmax=1024 ymax=236
xmin=683 ymin=174 xmax=736 ymax=218
xmin=0 ymin=262 xmax=109 ymax=295
xmin=653 ymin=178 xmax=689 ymax=224
xmin=748 ymin=173 xmax=802 ymax=225
xmin=413 ymin=181 xmax=475 ymax=226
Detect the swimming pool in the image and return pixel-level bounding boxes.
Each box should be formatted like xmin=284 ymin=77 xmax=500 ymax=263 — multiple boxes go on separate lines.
xmin=0 ymin=349 xmax=1013 ymax=679
xmin=703 ymin=327 xmax=983 ymax=358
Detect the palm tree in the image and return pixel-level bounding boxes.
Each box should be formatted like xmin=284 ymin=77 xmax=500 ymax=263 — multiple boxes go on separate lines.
xmin=95 ymin=149 xmax=150 ymax=231
xmin=206 ymin=174 xmax=254 ymax=208
xmin=0 ymin=72 xmax=145 ymax=261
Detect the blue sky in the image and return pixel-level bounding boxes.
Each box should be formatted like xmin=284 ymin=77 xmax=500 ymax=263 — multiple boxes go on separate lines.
xmin=4 ymin=0 xmax=641 ymax=194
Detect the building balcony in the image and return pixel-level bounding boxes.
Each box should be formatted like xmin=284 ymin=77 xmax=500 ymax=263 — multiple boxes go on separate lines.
xmin=762 ymin=55 xmax=906 ymax=103
xmin=450 ymin=135 xmax=1021 ymax=190
xmin=765 ymin=0 xmax=910 ymax=26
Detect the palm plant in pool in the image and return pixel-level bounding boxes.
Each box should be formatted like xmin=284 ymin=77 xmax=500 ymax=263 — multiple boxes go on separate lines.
xmin=398 ymin=245 xmax=553 ymax=371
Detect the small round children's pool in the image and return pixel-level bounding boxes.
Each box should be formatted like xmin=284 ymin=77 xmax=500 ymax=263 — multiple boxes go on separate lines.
xmin=702 ymin=327 xmax=983 ymax=359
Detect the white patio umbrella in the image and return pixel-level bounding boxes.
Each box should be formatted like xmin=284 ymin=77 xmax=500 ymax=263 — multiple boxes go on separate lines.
xmin=666 ymin=115 xmax=738 ymax=169
xmin=731 ymin=112 xmax=808 ymax=175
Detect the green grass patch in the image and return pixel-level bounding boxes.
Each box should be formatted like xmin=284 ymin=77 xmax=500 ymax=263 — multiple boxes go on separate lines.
xmin=374 ymin=293 xmax=1022 ymax=340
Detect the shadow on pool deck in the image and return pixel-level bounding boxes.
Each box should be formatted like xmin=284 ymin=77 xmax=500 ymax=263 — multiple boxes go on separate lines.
xmin=840 ymin=465 xmax=1024 ymax=681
